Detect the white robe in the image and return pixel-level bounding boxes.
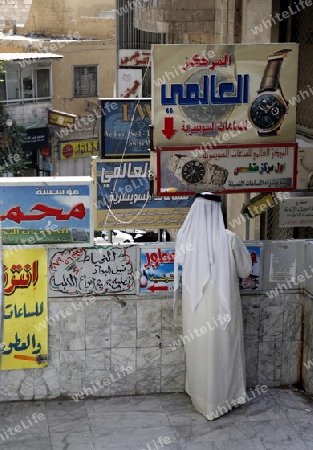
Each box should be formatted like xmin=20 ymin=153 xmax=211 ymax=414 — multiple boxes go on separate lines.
xmin=182 ymin=230 xmax=252 ymax=420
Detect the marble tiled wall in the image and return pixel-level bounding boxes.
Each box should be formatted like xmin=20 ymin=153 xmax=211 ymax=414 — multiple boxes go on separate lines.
xmin=0 ymin=292 xmax=306 ymax=402
xmin=0 ymin=296 xmax=185 ymax=402
xmin=302 ymin=295 xmax=313 ymax=393
xmin=242 ymin=293 xmax=303 ymax=389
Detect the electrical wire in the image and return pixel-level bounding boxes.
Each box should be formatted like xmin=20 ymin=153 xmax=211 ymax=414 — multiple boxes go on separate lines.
xmin=97 ymin=51 xmax=153 ymax=227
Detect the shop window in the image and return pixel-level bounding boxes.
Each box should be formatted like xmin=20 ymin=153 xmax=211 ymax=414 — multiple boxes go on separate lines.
xmin=0 ymin=66 xmax=51 ymax=103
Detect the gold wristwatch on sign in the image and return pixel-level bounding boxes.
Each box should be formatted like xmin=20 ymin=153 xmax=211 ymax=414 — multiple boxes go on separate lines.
xmin=167 ymin=154 xmax=228 ymax=189
xmin=248 ymin=49 xmax=291 ymax=137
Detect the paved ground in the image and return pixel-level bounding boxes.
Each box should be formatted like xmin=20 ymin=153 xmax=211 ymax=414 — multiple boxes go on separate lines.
xmin=0 ymin=388 xmax=312 ymax=449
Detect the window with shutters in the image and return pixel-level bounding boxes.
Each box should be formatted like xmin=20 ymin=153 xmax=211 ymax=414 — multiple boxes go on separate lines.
xmin=73 ymin=65 xmax=98 ymax=97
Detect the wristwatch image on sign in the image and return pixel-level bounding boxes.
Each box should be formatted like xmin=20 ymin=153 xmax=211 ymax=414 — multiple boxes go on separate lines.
xmin=167 ymin=154 xmax=228 ymax=191
xmin=248 ymin=49 xmax=292 ymax=137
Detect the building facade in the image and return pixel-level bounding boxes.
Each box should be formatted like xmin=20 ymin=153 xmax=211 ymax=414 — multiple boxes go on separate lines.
xmin=0 ymin=0 xmax=116 ymax=176
xmin=130 ymin=0 xmax=313 ymax=241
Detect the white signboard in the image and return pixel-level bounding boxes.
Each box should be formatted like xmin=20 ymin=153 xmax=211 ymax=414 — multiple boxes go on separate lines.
xmin=280 ymin=197 xmax=313 ymax=227
xmin=118 ymin=69 xmax=142 ymax=98
xmin=154 ymin=144 xmax=297 ymax=194
xmin=48 ymin=246 xmax=138 ymax=297
xmin=119 ymin=49 xmax=151 ymax=67
xmin=152 ymin=43 xmax=299 ymax=147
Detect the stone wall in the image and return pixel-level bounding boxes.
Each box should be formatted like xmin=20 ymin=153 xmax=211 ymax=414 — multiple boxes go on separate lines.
xmin=23 ymin=0 xmax=115 ymax=39
xmin=133 ymin=0 xmax=236 ymax=44
xmin=0 ymin=0 xmax=32 ymax=26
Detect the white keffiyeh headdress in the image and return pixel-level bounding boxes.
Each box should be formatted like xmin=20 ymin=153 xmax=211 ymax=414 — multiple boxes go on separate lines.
xmin=174 ymin=192 xmax=231 ymax=330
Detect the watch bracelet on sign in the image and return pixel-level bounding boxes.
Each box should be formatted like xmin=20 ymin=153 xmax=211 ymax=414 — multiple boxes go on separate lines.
xmin=167 ymin=154 xmax=228 ymax=187
xmin=249 ymin=49 xmax=291 ymax=137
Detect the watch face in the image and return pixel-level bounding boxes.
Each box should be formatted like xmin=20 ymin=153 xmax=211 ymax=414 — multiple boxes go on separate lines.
xmin=249 ymin=93 xmax=287 ymax=131
xmin=181 ymin=160 xmax=205 ymax=184
xmin=181 ymin=69 xmax=235 ymax=126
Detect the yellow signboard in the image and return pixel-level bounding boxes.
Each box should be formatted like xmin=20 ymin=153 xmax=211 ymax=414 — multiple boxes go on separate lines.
xmin=1 ymin=248 xmax=48 ymax=370
xmin=60 ymin=139 xmax=99 ymax=159
xmin=48 ymin=109 xmax=77 ymax=127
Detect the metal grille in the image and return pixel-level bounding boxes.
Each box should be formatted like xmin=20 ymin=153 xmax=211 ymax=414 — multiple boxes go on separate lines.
xmin=264 ymin=6 xmax=313 ymax=240
xmin=73 ymin=66 xmax=98 ymax=98
xmin=116 ymin=0 xmax=165 ymax=98
xmin=294 ymin=4 xmax=313 ymax=133
xmin=263 ymin=205 xmax=293 ymax=240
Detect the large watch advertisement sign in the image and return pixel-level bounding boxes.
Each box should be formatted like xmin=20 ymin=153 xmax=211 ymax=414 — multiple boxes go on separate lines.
xmin=154 ymin=143 xmax=297 ymax=195
xmin=152 ymin=44 xmax=299 ymax=147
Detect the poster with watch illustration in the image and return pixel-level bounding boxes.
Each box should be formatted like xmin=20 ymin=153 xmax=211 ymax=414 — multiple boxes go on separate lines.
xmin=155 ymin=144 xmax=297 ymax=195
xmin=152 ymin=44 xmax=299 ymax=147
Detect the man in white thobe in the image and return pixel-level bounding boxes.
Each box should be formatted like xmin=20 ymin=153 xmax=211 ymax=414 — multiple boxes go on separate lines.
xmin=174 ymin=192 xmax=252 ymax=420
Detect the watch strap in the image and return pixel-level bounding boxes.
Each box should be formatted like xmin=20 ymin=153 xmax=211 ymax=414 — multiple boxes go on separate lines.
xmin=258 ymin=129 xmax=279 ymax=137
xmin=259 ymin=49 xmax=292 ymax=92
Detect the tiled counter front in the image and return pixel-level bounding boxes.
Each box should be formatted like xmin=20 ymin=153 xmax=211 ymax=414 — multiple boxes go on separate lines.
xmin=242 ymin=293 xmax=303 ymax=389
xmin=0 ymin=292 xmax=306 ymax=402
xmin=0 ymin=295 xmax=185 ymax=401
xmin=302 ymin=295 xmax=313 ymax=394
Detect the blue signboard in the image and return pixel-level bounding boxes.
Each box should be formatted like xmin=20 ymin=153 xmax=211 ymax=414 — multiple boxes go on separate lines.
xmin=0 ymin=177 xmax=93 ymax=246
xmin=94 ymin=159 xmax=194 ymax=229
xmin=101 ymin=98 xmax=151 ymax=158
xmin=139 ymin=246 xmax=182 ymax=294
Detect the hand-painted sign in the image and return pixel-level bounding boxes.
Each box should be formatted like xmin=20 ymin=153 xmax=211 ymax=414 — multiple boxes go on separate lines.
xmin=101 ymin=99 xmax=150 ymax=157
xmin=118 ymin=69 xmax=142 ymax=98
xmin=0 ymin=177 xmax=93 ymax=246
xmin=93 ymin=159 xmax=193 ymax=229
xmin=1 ymin=248 xmax=48 ymax=370
xmin=139 ymin=246 xmax=182 ymax=294
xmin=152 ymin=44 xmax=299 ymax=147
xmin=119 ymin=50 xmax=151 ymax=67
xmin=48 ymin=245 xmax=137 ymax=297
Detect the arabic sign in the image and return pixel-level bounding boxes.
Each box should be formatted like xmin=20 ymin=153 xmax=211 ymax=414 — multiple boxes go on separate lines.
xmin=279 ymin=197 xmax=313 ymax=227
xmin=48 ymin=246 xmax=138 ymax=297
xmin=152 ymin=43 xmax=299 ymax=146
xmin=154 ymin=144 xmax=297 ymax=195
xmin=60 ymin=139 xmax=99 ymax=160
xmin=48 ymin=110 xmax=77 ymax=127
xmin=101 ymin=99 xmax=150 ymax=158
xmin=118 ymin=69 xmax=142 ymax=98
xmin=23 ymin=127 xmax=48 ymax=150
xmin=0 ymin=177 xmax=93 ymax=246
xmin=242 ymin=192 xmax=277 ymax=218
xmin=139 ymin=246 xmax=182 ymax=294
xmin=119 ymin=49 xmax=151 ymax=67
xmin=93 ymin=159 xmax=193 ymax=229
xmin=1 ymin=248 xmax=48 ymax=370
xmin=239 ymin=244 xmax=263 ymax=292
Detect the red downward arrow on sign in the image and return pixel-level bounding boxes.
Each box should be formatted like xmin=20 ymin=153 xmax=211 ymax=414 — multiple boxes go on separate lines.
xmin=161 ymin=117 xmax=178 ymax=140
xmin=147 ymin=285 xmax=169 ymax=292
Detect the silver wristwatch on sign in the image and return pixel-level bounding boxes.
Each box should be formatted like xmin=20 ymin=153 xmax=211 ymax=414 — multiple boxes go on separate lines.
xmin=167 ymin=154 xmax=228 ymax=190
